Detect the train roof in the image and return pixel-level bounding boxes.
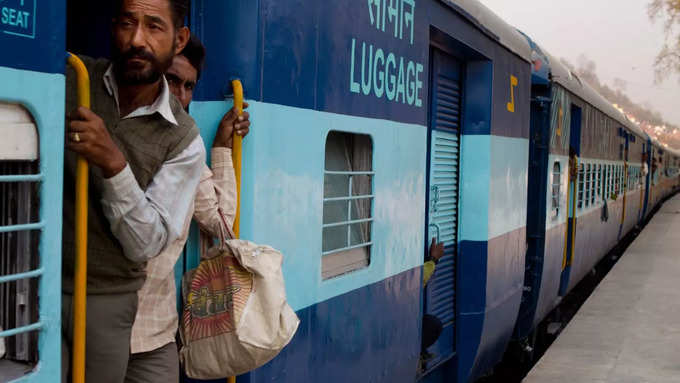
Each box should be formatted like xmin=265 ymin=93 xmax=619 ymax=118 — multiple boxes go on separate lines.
xmin=650 ymin=137 xmax=680 ymax=157
xmin=440 ymin=0 xmax=532 ymax=63
xmin=544 ymin=51 xmax=647 ymax=139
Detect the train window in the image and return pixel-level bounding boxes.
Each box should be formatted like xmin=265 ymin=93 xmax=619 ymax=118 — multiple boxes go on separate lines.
xmin=551 ymin=162 xmax=561 ymax=219
xmin=322 ymin=131 xmax=374 ymax=280
xmin=0 ymin=103 xmax=40 ymax=367
xmin=604 ymin=165 xmax=609 ymax=198
xmin=607 ymin=165 xmax=614 ymax=198
xmin=578 ymin=163 xmax=585 ymax=209
xmin=621 ymin=165 xmax=625 ymax=192
xmin=591 ymin=164 xmax=596 ymax=205
xmin=614 ymin=165 xmax=618 ymax=195
xmin=585 ymin=164 xmax=591 ymax=208
xmin=631 ymin=168 xmax=635 ymax=190
xmin=597 ymin=165 xmax=602 ymax=202
xmin=614 ymin=165 xmax=618 ymax=194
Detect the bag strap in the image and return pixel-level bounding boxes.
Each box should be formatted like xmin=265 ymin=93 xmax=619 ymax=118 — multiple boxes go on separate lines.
xmin=198 ymin=208 xmax=237 ymax=259
xmin=217 ymin=207 xmax=237 ymax=244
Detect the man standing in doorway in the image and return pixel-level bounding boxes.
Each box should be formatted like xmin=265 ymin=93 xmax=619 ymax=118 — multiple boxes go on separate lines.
xmin=62 ymin=1 xmax=203 ymax=381
xmin=126 ymin=34 xmax=251 ymax=382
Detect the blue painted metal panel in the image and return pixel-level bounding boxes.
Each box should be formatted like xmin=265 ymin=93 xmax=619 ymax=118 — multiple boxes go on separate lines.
xmin=0 ymin=67 xmax=65 ymax=382
xmin=190 ymin=0 xmax=261 ymax=102
xmin=192 ymin=0 xmax=530 ymax=137
xmin=488 ymin=136 xmax=529 ymax=238
xmin=243 ymin=267 xmax=422 ymax=383
xmin=0 ymin=0 xmax=65 ymax=74
xmin=456 ymin=240 xmax=486 ymax=383
xmin=473 ymin=227 xmax=525 ymax=379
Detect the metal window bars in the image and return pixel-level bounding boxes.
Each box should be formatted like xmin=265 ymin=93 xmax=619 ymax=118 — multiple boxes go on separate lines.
xmin=578 ymin=164 xmax=585 ymax=209
xmin=322 ymin=171 xmax=374 ymax=257
xmin=0 ymin=172 xmax=43 ymax=353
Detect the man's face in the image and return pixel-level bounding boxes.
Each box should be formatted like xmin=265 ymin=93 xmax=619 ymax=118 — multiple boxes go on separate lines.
xmin=112 ymin=0 xmax=187 ymax=85
xmin=166 ymin=55 xmax=197 ymax=110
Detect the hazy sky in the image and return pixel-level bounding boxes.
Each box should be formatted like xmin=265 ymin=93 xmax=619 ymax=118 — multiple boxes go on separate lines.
xmin=479 ymin=0 xmax=680 ymax=126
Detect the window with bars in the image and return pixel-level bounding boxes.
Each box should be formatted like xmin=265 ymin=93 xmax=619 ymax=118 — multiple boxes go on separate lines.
xmin=585 ymin=164 xmax=591 ymax=208
xmin=620 ymin=165 xmax=624 ymax=192
xmin=551 ymin=162 xmax=561 ymax=219
xmin=578 ymin=163 xmax=585 ymax=209
xmin=322 ymin=131 xmax=374 ymax=280
xmin=614 ymin=165 xmax=620 ymax=195
xmin=590 ymin=164 xmax=596 ymax=205
xmin=598 ymin=164 xmax=603 ymax=201
xmin=0 ymin=103 xmax=41 ymax=369
xmin=604 ymin=165 xmax=609 ymax=198
xmin=629 ymin=167 xmax=634 ymax=190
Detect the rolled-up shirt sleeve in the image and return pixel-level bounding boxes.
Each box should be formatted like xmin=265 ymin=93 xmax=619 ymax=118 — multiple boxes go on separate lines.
xmin=100 ymin=135 xmax=206 ymax=263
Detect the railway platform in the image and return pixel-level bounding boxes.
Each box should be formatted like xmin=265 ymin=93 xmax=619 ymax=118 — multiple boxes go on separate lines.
xmin=524 ymin=194 xmax=680 ymax=383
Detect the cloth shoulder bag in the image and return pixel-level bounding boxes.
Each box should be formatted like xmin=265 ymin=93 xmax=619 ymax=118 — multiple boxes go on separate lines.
xmin=179 ymin=223 xmax=299 ymax=379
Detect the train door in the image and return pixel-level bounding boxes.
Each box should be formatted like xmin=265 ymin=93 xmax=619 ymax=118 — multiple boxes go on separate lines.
xmin=617 ymin=133 xmax=630 ymax=239
xmin=422 ymin=48 xmax=462 ymax=370
xmin=558 ymin=104 xmax=581 ymax=296
xmin=643 ymin=142 xmax=651 ymax=218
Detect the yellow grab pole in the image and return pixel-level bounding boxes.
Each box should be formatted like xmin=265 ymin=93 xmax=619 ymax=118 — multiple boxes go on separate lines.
xmin=231 ymin=79 xmax=244 ymax=239
xmin=66 ymin=53 xmax=90 ymax=383
xmin=228 ymin=80 xmax=244 ymax=383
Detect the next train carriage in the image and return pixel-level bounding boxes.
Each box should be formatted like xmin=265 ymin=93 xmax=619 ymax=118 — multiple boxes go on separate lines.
xmin=513 ymin=36 xmax=680 ymax=352
xmin=646 ymin=138 xmax=680 ymax=210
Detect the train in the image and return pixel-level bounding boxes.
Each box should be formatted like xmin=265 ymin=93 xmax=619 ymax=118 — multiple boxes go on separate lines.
xmin=1 ymin=0 xmax=679 ymax=382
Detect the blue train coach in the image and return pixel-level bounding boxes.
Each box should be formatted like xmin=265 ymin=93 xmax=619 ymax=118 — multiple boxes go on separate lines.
xmin=512 ymin=36 xmax=680 ymax=350
xmin=185 ymin=1 xmax=531 ymax=381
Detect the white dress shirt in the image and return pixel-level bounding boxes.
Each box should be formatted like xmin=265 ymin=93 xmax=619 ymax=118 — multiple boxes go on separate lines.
xmin=99 ymin=66 xmax=206 ymax=263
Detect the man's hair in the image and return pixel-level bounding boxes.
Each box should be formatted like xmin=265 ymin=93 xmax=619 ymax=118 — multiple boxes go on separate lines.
xmin=113 ymin=0 xmax=189 ymax=29
xmin=180 ymin=34 xmax=206 ymax=80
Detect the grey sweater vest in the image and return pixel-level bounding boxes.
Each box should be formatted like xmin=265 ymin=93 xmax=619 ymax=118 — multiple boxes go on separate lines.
xmin=62 ymin=57 xmax=199 ymax=294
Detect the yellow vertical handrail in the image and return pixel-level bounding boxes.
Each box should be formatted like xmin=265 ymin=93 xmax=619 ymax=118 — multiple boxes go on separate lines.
xmin=231 ymin=79 xmax=244 ymax=239
xmin=66 ymin=52 xmax=90 ymax=383
xmin=228 ymin=80 xmax=244 ymax=383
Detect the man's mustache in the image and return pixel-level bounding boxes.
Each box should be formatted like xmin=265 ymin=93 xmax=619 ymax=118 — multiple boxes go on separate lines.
xmin=120 ymin=48 xmax=157 ymax=64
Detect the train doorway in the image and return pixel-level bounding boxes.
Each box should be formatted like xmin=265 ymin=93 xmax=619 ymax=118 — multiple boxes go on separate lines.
xmin=422 ymin=48 xmax=462 ymax=371
xmin=559 ymin=104 xmax=582 ymax=295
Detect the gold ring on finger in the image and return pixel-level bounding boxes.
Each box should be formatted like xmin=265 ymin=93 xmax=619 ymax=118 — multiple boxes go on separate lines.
xmin=73 ymin=132 xmax=81 ymax=143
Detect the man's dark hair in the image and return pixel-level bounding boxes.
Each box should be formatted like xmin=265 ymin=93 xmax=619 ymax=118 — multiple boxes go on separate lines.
xmin=113 ymin=0 xmax=189 ymax=29
xmin=180 ymin=34 xmax=206 ymax=80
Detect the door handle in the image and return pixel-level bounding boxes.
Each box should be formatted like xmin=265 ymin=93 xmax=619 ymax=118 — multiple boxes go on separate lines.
xmin=429 ymin=223 xmax=441 ymax=244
